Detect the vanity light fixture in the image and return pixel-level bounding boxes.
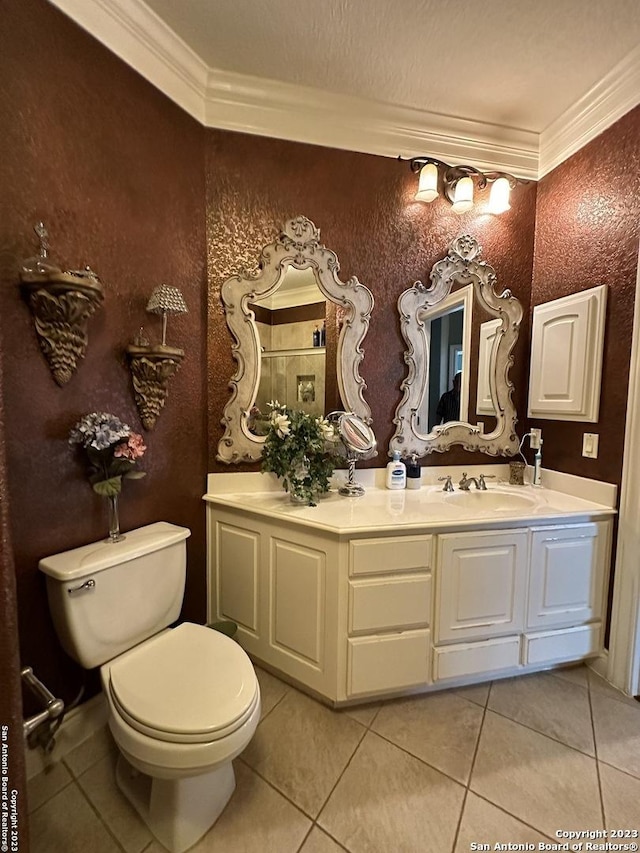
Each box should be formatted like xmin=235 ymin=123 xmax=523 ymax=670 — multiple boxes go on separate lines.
xmin=401 ymin=156 xmax=526 ymax=215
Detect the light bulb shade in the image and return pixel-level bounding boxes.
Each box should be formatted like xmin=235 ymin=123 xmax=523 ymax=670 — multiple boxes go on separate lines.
xmin=451 ymin=176 xmax=474 ymax=213
xmin=415 ymin=163 xmax=439 ymax=203
xmin=146 ymin=284 xmax=188 ymax=315
xmin=489 ymin=177 xmax=511 ymax=213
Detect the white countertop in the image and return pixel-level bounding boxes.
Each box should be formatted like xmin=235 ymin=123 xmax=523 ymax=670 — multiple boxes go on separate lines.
xmin=204 ymin=476 xmax=616 ymax=536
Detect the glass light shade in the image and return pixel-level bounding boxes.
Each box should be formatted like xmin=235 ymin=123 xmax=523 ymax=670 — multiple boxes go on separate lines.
xmin=489 ymin=177 xmax=511 ymax=214
xmin=451 ymin=176 xmax=474 ymax=213
xmin=415 ymin=163 xmax=439 ymax=203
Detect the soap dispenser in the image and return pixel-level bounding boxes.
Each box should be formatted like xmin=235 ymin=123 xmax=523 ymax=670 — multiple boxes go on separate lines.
xmin=406 ymin=455 xmax=421 ymax=490
xmin=386 ymin=451 xmax=407 ymax=490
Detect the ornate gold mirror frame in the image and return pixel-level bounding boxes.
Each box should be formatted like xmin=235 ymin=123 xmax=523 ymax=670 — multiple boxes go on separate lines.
xmin=389 ymin=235 xmax=522 ymax=458
xmin=217 ymin=216 xmax=374 ymax=463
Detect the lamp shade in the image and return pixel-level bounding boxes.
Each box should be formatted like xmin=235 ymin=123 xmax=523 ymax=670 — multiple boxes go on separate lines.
xmin=146 ymin=285 xmax=188 ymax=316
xmin=489 ymin=177 xmax=511 ymax=214
xmin=415 ymin=163 xmax=439 ymax=203
xmin=451 ymin=177 xmax=474 ymax=214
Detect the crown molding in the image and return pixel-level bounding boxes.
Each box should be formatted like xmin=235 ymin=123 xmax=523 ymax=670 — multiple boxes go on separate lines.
xmin=48 ymin=0 xmax=209 ymax=123
xmin=204 ymin=68 xmax=539 ymax=178
xmin=47 ymin=0 xmax=640 ymax=181
xmin=47 ymin=0 xmax=538 ymax=177
xmin=539 ymin=43 xmax=640 ymax=178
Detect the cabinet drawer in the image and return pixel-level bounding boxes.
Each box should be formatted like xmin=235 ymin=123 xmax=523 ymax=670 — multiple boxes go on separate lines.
xmin=433 ymin=636 xmax=521 ymax=681
xmin=523 ymin=623 xmax=601 ymax=666
xmin=347 ymin=630 xmax=430 ymax=696
xmin=349 ymin=575 xmax=431 ymax=634
xmin=350 ymin=536 xmax=432 ymax=577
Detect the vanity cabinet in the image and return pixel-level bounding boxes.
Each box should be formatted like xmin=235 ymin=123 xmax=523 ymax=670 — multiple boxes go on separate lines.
xmin=207 ymin=499 xmax=613 ymax=705
xmin=346 ymin=535 xmax=432 ymax=697
xmin=432 ymin=521 xmax=611 ymax=684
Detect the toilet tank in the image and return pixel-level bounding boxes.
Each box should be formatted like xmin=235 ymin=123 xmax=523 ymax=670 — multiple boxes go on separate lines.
xmin=39 ymin=522 xmax=191 ymax=669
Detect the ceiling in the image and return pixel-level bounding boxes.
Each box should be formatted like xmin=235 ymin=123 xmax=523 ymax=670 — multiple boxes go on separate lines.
xmin=50 ymin=0 xmax=640 ymax=178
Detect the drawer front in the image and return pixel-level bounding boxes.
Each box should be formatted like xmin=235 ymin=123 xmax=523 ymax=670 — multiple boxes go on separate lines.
xmin=433 ymin=636 xmax=521 ymax=681
xmin=349 ymin=575 xmax=431 ymax=634
xmin=350 ymin=536 xmax=432 ymax=577
xmin=347 ymin=630 xmax=430 ymax=696
xmin=523 ymin=623 xmax=601 ymax=666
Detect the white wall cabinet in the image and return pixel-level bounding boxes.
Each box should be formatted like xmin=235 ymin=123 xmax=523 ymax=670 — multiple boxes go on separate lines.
xmin=208 ymin=507 xmax=612 ymax=704
xmin=527 ymin=284 xmax=607 ymax=422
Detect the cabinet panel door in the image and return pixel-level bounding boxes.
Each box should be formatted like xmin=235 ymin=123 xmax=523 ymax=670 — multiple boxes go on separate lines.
xmin=436 ymin=530 xmax=527 ymax=643
xmin=347 ymin=630 xmax=430 ymax=696
xmin=528 ymin=524 xmax=605 ymax=630
xmin=270 ymin=539 xmax=325 ymax=668
xmin=527 ymin=285 xmax=606 ymax=422
xmin=217 ymin=522 xmax=259 ymax=634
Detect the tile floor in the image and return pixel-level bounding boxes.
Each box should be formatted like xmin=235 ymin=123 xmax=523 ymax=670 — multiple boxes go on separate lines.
xmin=28 ymin=664 xmax=640 ymax=853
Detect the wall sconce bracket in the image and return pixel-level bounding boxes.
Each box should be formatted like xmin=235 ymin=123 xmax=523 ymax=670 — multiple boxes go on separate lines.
xmin=20 ymin=272 xmax=104 ymax=386
xmin=126 ymin=344 xmax=184 ymax=430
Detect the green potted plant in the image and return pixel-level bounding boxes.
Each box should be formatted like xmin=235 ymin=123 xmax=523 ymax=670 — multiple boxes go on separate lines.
xmin=260 ymin=402 xmax=340 ymax=505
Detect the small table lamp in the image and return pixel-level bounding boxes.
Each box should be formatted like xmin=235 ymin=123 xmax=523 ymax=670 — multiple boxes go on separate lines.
xmin=146 ymin=284 xmax=188 ymax=346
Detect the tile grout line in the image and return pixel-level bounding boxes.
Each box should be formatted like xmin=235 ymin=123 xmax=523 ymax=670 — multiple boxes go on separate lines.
xmin=480 ymin=702 xmax=598 ymax=761
xmin=587 ymin=672 xmax=608 ymax=828
xmin=449 ymin=680 xmax=493 ymax=853
xmin=72 ymin=775 xmax=130 ymax=853
xmin=305 ymin=721 xmax=369 ymax=832
xmin=470 ymin=790 xmax=559 ymax=842
xmin=291 ymin=707 xmax=378 ymax=853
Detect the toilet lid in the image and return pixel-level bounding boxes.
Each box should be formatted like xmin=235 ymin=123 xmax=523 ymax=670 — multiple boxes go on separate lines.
xmin=108 ymin=622 xmax=258 ymax=743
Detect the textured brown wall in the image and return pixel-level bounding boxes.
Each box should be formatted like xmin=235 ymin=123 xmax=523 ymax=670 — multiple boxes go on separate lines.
xmin=531 ymin=106 xmax=640 ymax=485
xmin=206 ymin=131 xmax=538 ymax=471
xmin=0 ymin=350 xmax=28 ymax=850
xmin=0 ymin=0 xmax=208 ymax=705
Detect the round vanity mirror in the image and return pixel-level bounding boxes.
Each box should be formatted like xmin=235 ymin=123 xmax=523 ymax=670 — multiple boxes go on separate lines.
xmin=331 ymin=412 xmax=377 ymax=497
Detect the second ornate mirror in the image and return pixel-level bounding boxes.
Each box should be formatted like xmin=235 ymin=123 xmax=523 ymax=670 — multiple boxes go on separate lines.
xmin=217 ymin=216 xmax=374 ymax=463
xmin=389 ymin=235 xmax=522 ymax=458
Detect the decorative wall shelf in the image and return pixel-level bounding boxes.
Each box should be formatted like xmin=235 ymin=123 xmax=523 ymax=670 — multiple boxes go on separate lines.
xmin=126 ymin=344 xmax=184 ymax=430
xmin=20 ymin=269 xmax=104 ymax=386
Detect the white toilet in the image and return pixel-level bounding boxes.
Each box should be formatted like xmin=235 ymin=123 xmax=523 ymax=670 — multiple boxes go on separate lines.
xmin=39 ymin=522 xmax=260 ymax=853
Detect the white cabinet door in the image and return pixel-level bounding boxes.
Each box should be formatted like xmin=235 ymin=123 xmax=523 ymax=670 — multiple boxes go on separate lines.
xmin=527 ymin=523 xmax=608 ymax=630
xmin=527 ymin=285 xmax=607 ymax=422
xmin=436 ymin=530 xmax=528 ymax=643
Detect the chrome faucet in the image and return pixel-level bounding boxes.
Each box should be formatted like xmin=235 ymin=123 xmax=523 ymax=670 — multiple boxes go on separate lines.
xmin=459 ymin=472 xmax=496 ymax=491
xmin=438 ymin=475 xmax=454 ymax=492
xmin=458 ymin=472 xmax=480 ymax=491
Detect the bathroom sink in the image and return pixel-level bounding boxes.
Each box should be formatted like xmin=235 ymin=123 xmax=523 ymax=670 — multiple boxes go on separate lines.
xmin=445 ymin=490 xmax=538 ymax=512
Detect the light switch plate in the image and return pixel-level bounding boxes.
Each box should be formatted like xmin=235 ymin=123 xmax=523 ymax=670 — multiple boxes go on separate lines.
xmin=582 ymin=433 xmax=599 ymax=458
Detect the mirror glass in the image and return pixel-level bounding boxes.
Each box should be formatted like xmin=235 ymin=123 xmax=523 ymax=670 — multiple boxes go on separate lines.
xmin=250 ymin=268 xmax=329 ymax=428
xmin=417 ymin=286 xmax=472 ymax=433
xmin=390 ymin=234 xmax=522 ymax=458
xmin=217 ymin=216 xmax=374 ymax=463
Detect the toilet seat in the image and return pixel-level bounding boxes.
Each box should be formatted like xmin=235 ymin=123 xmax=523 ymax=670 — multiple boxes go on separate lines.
xmin=107 ymin=622 xmax=259 ymax=745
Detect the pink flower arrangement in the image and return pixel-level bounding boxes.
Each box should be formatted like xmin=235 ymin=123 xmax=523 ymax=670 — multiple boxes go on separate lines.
xmin=114 ymin=433 xmax=146 ymax=461
xmin=69 ymin=412 xmax=147 ymax=497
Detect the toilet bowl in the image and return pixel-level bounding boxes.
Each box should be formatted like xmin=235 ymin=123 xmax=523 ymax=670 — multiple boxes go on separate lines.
xmin=102 ymin=622 xmax=260 ymax=852
xmin=39 ymin=523 xmax=260 ymax=853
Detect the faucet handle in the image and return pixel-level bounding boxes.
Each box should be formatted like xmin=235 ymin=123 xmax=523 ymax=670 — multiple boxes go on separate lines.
xmin=478 ymin=473 xmax=495 ymax=490
xmin=438 ymin=475 xmax=454 ymax=492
